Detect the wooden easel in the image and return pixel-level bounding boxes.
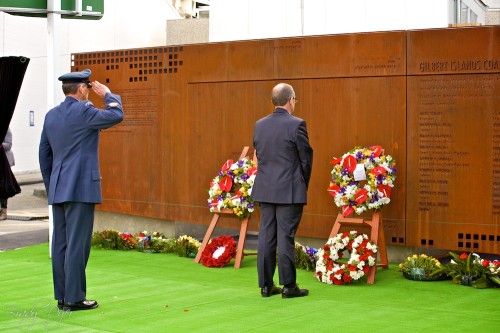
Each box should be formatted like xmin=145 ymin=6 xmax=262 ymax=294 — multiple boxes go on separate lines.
xmin=194 ymin=146 xmax=257 ymax=268
xmin=328 ymin=211 xmax=388 ymax=284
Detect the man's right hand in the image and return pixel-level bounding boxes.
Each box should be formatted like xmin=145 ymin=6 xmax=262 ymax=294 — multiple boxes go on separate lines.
xmin=91 ymin=81 xmax=111 ymax=98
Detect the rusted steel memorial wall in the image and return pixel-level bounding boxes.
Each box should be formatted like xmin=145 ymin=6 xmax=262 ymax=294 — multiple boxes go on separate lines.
xmin=71 ymin=26 xmax=499 ymax=253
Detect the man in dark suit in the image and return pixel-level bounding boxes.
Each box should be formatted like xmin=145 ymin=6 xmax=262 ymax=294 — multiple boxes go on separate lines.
xmin=252 ymin=83 xmax=313 ymax=298
xmin=39 ymin=69 xmax=123 ymax=311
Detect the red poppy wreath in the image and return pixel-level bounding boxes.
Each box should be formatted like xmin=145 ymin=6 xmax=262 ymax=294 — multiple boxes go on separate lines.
xmin=201 ymin=235 xmax=237 ymax=268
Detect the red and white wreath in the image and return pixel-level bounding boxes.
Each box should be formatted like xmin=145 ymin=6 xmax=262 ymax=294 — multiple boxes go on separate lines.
xmin=201 ymin=235 xmax=237 ymax=268
xmin=315 ymin=231 xmax=378 ymax=285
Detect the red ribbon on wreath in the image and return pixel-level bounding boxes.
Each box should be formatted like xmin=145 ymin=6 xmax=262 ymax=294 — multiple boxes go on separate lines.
xmin=201 ymin=235 xmax=237 ymax=268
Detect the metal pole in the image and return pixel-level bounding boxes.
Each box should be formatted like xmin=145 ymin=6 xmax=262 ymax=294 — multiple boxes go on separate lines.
xmin=47 ymin=0 xmax=61 ymax=258
xmin=300 ymin=0 xmax=304 ymax=36
xmin=76 ymin=0 xmax=83 ymax=16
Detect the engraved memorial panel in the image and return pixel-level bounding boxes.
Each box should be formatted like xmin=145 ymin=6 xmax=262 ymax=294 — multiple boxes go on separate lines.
xmin=407 ymin=27 xmax=500 ymax=253
xmin=70 ymin=26 xmax=499 ymax=253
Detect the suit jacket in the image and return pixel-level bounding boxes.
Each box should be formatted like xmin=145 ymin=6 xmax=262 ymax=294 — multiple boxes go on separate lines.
xmin=252 ymin=108 xmax=313 ymax=204
xmin=39 ymin=93 xmax=123 ymax=205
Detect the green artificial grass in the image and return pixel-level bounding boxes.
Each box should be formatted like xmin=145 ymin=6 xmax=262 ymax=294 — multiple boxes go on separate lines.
xmin=1 ymin=244 xmax=499 ymax=333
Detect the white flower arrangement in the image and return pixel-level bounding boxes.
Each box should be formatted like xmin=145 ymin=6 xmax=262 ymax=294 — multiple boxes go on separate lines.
xmin=315 ymin=231 xmax=378 ymax=285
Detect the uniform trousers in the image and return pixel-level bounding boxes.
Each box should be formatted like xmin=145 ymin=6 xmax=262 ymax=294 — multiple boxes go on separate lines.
xmin=51 ymin=202 xmax=95 ymax=303
xmin=257 ymin=202 xmax=303 ymax=288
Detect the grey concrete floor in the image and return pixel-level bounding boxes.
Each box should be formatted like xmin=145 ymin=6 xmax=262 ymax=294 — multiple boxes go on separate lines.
xmin=0 ymin=174 xmax=50 ymax=252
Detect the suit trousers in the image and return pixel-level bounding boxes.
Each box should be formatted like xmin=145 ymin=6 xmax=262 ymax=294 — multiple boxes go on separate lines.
xmin=257 ymin=202 xmax=303 ymax=288
xmin=51 ymin=202 xmax=95 ymax=303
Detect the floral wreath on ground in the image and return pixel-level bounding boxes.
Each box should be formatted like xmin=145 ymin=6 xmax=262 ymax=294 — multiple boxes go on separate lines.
xmin=327 ymin=146 xmax=396 ymax=217
xmin=201 ymin=235 xmax=237 ymax=268
xmin=91 ymin=230 xmax=201 ymax=257
xmin=315 ymin=231 xmax=378 ymax=285
xmin=399 ymin=254 xmax=448 ymax=281
xmin=295 ymin=242 xmax=319 ymax=271
xmin=431 ymin=252 xmax=500 ymax=288
xmin=136 ymin=231 xmax=169 ymax=253
xmin=176 ymin=235 xmax=201 ymax=258
xmin=208 ymin=157 xmax=257 ymax=219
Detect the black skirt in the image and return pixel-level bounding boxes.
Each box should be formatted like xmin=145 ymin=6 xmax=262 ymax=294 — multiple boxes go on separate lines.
xmin=0 ymin=150 xmax=20 ymax=199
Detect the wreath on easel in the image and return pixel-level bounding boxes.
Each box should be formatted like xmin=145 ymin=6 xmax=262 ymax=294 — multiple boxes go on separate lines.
xmin=208 ymin=158 xmax=257 ymax=219
xmin=327 ymin=146 xmax=396 ymax=217
xmin=200 ymin=235 xmax=237 ymax=268
xmin=315 ymin=231 xmax=378 ymax=285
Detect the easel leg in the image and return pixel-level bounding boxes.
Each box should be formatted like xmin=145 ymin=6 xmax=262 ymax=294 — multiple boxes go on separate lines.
xmin=366 ymin=212 xmax=388 ymax=284
xmin=234 ymin=217 xmax=249 ymax=268
xmin=376 ymin=221 xmax=389 ymax=269
xmin=328 ymin=212 xmax=388 ymax=284
xmin=328 ymin=214 xmax=343 ymax=238
xmin=194 ymin=213 xmax=220 ymax=263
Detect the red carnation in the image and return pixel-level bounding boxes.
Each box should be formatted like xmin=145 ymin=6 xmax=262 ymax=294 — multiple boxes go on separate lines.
xmin=347 ymin=264 xmax=357 ymax=271
xmin=343 ymin=275 xmax=353 ymax=283
xmin=459 ymin=253 xmax=468 ymax=260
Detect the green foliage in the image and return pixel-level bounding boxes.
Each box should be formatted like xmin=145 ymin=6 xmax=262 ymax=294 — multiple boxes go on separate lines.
xmin=399 ymin=254 xmax=442 ymax=275
xmin=92 ymin=230 xmax=200 ymax=258
xmin=175 ymin=238 xmax=199 ymax=258
xmin=431 ymin=252 xmax=500 ymax=288
xmin=294 ymin=243 xmax=316 ymax=271
xmin=92 ymin=229 xmax=136 ymax=251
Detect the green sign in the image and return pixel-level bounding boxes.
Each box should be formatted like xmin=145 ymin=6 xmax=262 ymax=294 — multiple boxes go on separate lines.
xmin=0 ymin=0 xmax=104 ymax=20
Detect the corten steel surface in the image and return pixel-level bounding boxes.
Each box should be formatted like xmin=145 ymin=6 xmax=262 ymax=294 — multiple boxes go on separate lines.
xmin=407 ymin=26 xmax=500 ymax=253
xmin=71 ymin=26 xmax=498 ymax=253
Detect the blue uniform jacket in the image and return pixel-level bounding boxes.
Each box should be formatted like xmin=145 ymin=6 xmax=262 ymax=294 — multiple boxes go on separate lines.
xmin=39 ymin=93 xmax=123 ymax=204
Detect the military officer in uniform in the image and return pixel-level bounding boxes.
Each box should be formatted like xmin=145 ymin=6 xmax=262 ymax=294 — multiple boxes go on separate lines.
xmin=39 ymin=69 xmax=124 ymax=311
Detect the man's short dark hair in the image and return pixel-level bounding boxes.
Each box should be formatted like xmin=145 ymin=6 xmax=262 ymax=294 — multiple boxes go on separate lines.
xmin=62 ymin=82 xmax=84 ymax=95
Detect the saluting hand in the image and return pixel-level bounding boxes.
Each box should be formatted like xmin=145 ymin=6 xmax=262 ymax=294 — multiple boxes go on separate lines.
xmin=91 ymin=81 xmax=111 ymax=99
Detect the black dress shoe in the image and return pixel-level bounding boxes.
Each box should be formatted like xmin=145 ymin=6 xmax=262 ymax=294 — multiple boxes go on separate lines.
xmin=261 ymin=285 xmax=282 ymax=297
xmin=57 ymin=300 xmax=64 ymax=310
xmin=282 ymin=284 xmax=309 ymax=298
xmin=63 ymin=300 xmax=99 ymax=311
